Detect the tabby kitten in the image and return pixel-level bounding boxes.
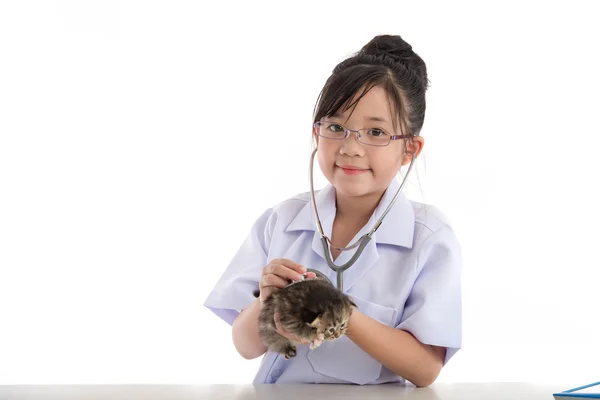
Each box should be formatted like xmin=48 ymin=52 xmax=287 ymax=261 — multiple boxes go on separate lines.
xmin=257 ymin=275 xmax=356 ymax=359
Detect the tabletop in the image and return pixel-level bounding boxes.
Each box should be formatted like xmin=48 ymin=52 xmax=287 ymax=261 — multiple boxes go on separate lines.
xmin=0 ymin=383 xmax=572 ymax=400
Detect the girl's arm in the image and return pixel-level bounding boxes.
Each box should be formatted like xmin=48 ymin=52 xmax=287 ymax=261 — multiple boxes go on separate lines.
xmin=231 ymin=298 xmax=267 ymax=359
xmin=231 ymin=259 xmax=312 ymax=360
xmin=345 ymin=309 xmax=446 ymax=387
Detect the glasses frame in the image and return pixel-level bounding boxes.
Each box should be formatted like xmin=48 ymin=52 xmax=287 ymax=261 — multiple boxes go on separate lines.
xmin=313 ymin=120 xmax=412 ymax=147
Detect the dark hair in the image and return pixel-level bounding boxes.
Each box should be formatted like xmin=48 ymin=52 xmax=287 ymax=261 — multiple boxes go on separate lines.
xmin=313 ymin=34 xmax=429 ymax=138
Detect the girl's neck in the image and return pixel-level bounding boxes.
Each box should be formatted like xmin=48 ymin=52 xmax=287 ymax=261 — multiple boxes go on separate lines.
xmin=334 ymin=189 xmax=385 ymax=222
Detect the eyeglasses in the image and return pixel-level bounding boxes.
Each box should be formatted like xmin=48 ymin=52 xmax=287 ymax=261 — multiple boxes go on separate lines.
xmin=313 ymin=120 xmax=411 ymax=147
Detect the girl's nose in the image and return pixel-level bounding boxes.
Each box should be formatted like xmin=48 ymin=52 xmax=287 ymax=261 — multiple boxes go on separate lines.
xmin=339 ymin=131 xmax=365 ymax=157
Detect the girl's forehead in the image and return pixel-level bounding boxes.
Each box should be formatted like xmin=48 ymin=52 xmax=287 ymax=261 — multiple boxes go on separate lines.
xmin=332 ymin=86 xmax=395 ymax=125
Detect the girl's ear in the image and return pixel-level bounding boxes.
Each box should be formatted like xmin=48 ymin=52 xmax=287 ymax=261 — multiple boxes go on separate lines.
xmin=401 ymin=136 xmax=424 ymax=166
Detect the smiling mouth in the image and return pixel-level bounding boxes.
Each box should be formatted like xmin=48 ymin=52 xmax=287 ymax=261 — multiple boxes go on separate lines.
xmin=337 ymin=164 xmax=368 ymax=170
xmin=337 ymin=165 xmax=369 ymax=175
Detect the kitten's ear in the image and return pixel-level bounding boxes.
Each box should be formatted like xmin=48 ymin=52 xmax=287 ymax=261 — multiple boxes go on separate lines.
xmin=309 ymin=314 xmax=323 ymax=328
xmin=302 ymin=308 xmax=322 ymax=327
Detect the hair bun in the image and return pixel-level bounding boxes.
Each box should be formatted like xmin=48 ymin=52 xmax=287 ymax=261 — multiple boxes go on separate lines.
xmin=360 ymin=34 xmax=414 ymax=62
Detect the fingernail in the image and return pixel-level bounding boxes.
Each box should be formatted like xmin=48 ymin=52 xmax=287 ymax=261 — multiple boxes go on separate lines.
xmin=299 ymin=265 xmax=306 ymax=272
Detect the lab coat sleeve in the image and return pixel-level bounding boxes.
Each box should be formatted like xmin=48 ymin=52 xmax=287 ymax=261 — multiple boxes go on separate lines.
xmin=203 ymin=207 xmax=274 ymax=326
xmin=396 ymin=226 xmax=463 ymax=364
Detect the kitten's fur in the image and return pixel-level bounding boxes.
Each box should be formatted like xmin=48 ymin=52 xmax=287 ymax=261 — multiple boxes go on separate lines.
xmin=257 ymin=276 xmax=356 ymax=359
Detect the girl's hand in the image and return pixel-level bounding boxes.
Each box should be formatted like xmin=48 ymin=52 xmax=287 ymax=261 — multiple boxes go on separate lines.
xmin=273 ymin=312 xmax=314 ymax=345
xmin=258 ymin=258 xmax=316 ymax=304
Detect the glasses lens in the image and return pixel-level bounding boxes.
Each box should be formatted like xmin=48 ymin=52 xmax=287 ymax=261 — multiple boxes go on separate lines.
xmin=316 ymin=122 xmax=391 ymax=146
xmin=317 ymin=122 xmax=346 ymax=139
xmin=358 ymin=128 xmax=391 ymax=146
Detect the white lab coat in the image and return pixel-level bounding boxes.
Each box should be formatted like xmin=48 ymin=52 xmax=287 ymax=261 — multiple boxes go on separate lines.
xmin=204 ymin=177 xmax=462 ymax=385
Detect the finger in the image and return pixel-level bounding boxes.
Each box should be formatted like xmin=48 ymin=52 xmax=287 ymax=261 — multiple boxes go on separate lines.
xmin=306 ymin=272 xmax=317 ymax=279
xmin=277 ymin=259 xmax=306 ymax=275
xmin=261 ymin=273 xmax=289 ymax=289
xmin=267 ymin=264 xmax=305 ymax=282
xmin=276 ymin=328 xmax=294 ymax=341
xmin=259 ymin=287 xmax=271 ymax=298
xmin=273 ymin=316 xmax=290 ymax=338
xmin=276 ymin=326 xmax=303 ymax=343
xmin=275 ymin=319 xmax=311 ymax=344
xmin=269 ymin=258 xmax=306 ymax=275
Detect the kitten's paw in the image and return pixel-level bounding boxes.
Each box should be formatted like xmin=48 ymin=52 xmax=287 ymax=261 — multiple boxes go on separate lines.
xmin=309 ymin=338 xmax=323 ymax=349
xmin=284 ymin=346 xmax=297 ymax=359
xmin=285 ymin=349 xmax=296 ymax=360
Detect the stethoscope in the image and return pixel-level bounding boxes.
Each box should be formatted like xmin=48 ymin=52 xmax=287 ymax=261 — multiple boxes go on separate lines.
xmin=308 ymin=147 xmax=415 ymax=292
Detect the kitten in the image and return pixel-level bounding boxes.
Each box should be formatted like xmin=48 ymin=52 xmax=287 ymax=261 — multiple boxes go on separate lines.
xmin=257 ymin=275 xmax=356 ymax=359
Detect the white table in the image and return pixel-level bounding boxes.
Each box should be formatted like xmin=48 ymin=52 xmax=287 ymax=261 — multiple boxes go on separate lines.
xmin=0 ymin=383 xmax=570 ymax=399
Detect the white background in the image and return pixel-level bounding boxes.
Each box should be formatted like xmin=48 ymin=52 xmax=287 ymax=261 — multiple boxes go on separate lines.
xmin=1 ymin=0 xmax=599 ymax=386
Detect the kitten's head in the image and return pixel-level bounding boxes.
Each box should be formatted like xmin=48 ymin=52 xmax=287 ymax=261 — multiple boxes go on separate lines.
xmin=303 ymin=296 xmax=356 ymax=340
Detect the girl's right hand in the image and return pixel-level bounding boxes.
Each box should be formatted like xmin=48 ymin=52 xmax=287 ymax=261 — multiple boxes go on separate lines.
xmin=259 ymin=258 xmax=316 ymax=304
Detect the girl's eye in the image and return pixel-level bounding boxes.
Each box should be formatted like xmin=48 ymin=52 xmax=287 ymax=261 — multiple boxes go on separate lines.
xmin=368 ymin=128 xmax=387 ymax=137
xmin=327 ymin=123 xmax=345 ymax=133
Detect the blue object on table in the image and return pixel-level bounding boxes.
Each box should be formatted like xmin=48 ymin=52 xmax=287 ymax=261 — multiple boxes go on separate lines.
xmin=554 ymin=381 xmax=600 ymax=399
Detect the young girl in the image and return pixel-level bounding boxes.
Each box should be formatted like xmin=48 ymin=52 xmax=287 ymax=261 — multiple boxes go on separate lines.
xmin=204 ymin=34 xmax=462 ymax=387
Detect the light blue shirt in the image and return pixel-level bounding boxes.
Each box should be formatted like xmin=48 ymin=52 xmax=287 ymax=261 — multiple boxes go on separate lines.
xmin=204 ymin=177 xmax=462 ymax=385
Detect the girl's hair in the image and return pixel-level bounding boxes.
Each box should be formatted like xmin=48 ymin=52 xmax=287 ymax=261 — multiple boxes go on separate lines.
xmin=313 ymin=34 xmax=429 ymax=138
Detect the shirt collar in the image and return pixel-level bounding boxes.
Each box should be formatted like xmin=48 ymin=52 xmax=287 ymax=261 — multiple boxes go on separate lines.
xmin=285 ymin=177 xmax=415 ymax=248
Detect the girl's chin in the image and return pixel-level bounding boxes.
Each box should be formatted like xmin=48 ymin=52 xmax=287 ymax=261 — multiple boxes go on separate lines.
xmin=331 ymin=180 xmax=374 ymax=197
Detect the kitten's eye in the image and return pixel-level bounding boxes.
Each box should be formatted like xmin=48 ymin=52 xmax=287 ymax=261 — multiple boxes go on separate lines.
xmin=328 ymin=328 xmax=335 ymax=333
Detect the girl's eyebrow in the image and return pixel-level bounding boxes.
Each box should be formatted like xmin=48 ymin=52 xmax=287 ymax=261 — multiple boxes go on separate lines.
xmin=367 ymin=116 xmax=389 ymax=124
xmin=331 ymin=112 xmax=390 ymax=124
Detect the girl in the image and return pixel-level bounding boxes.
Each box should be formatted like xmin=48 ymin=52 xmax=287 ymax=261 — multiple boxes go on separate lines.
xmin=204 ymin=34 xmax=462 ymax=387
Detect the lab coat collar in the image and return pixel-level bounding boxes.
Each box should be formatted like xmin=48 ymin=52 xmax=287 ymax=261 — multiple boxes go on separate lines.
xmin=285 ymin=177 xmax=415 ymax=249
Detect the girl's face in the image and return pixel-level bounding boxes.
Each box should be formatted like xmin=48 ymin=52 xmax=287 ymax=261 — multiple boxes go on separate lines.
xmin=314 ymin=85 xmax=423 ymax=200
